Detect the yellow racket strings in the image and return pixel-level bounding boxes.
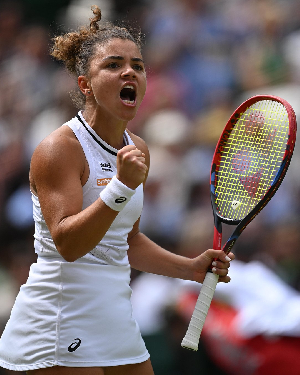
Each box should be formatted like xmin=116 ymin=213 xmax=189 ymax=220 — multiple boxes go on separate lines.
xmin=215 ymin=100 xmax=289 ymax=220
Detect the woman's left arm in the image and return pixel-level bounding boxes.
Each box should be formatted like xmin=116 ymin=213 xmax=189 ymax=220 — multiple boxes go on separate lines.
xmin=127 ymin=228 xmax=234 ymax=284
xmin=127 ymin=131 xmax=234 ymax=283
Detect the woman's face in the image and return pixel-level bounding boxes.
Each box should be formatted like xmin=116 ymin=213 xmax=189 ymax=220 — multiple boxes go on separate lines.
xmin=87 ymin=38 xmax=147 ymax=122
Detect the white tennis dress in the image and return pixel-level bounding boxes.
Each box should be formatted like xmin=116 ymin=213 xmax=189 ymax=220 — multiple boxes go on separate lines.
xmin=0 ymin=112 xmax=149 ymax=371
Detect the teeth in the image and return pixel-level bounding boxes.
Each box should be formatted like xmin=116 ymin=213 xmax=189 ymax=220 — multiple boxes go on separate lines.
xmin=120 ymin=85 xmax=136 ymax=104
xmin=124 ymin=85 xmax=134 ymax=90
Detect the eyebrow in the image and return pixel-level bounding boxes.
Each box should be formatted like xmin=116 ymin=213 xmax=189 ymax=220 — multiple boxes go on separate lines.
xmin=102 ymin=55 xmax=144 ymax=63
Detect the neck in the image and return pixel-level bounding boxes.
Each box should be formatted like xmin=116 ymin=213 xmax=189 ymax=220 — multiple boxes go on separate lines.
xmin=82 ymin=107 xmax=127 ymax=150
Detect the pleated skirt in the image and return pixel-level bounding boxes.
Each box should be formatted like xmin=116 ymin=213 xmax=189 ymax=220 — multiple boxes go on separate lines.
xmin=0 ymin=257 xmax=149 ymax=371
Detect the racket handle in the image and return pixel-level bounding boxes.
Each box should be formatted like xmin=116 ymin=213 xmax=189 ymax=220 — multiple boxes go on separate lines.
xmin=181 ymin=272 xmax=219 ymax=351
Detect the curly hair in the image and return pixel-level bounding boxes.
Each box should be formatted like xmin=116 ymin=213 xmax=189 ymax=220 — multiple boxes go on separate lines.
xmin=50 ymin=5 xmax=143 ymax=109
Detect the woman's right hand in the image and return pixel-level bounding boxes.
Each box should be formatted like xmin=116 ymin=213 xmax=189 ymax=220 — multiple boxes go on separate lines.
xmin=116 ymin=145 xmax=148 ymax=189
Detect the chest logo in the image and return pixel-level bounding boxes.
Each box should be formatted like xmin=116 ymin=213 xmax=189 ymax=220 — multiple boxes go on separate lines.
xmin=100 ymin=162 xmax=113 ymax=172
xmin=97 ymin=178 xmax=112 ymax=186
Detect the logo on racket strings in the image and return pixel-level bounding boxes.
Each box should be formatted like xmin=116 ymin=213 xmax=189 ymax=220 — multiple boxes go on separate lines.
xmin=232 ymin=149 xmax=263 ymax=198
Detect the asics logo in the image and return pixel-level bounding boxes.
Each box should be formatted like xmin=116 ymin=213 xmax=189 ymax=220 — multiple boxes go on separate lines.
xmin=68 ymin=338 xmax=81 ymax=352
xmin=115 ymin=197 xmax=127 ymax=204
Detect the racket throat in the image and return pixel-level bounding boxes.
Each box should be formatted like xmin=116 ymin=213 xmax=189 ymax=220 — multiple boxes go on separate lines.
xmin=213 ymin=216 xmax=222 ymax=250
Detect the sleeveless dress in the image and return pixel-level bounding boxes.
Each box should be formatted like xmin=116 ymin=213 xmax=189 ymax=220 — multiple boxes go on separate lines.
xmin=0 ymin=112 xmax=149 ymax=371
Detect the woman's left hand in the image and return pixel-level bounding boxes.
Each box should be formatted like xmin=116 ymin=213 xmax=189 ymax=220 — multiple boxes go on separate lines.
xmin=191 ymin=249 xmax=235 ymax=284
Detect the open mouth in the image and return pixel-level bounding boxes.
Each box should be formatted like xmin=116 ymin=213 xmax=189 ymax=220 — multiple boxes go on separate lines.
xmin=120 ymin=85 xmax=136 ymax=105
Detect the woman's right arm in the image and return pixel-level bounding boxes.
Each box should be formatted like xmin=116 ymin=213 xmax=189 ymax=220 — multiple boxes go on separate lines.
xmin=30 ymin=127 xmax=120 ymax=261
xmin=29 ymin=127 xmax=147 ymax=262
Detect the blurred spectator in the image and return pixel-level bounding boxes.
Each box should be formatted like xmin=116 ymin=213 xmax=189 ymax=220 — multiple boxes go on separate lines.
xmin=140 ymin=109 xmax=191 ymax=245
xmin=143 ymin=0 xmax=235 ymax=116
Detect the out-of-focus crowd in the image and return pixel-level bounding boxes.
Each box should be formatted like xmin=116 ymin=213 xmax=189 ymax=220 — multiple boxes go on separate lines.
xmin=1 ymin=0 xmax=300 ymax=374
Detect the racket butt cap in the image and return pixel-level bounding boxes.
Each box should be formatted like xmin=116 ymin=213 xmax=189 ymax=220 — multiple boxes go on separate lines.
xmin=181 ymin=338 xmax=199 ymax=351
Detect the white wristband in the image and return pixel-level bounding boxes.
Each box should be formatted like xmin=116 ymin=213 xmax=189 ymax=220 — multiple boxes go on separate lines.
xmin=99 ymin=176 xmax=135 ymax=211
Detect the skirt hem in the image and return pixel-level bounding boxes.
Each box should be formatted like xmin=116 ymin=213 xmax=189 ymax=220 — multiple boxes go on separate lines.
xmin=0 ymin=359 xmax=56 ymax=372
xmin=0 ymin=353 xmax=150 ymax=371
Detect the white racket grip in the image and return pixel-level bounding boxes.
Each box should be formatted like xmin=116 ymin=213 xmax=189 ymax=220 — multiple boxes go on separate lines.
xmin=181 ymin=272 xmax=219 ymax=351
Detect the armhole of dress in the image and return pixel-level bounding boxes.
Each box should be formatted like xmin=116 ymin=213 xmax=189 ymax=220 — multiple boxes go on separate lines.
xmin=124 ymin=130 xmax=133 ymax=146
xmin=63 ymin=123 xmax=93 ymax=190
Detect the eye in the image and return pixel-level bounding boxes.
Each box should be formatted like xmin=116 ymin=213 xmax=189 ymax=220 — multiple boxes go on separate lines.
xmin=133 ymin=64 xmax=144 ymax=72
xmin=106 ymin=62 xmax=120 ymax=69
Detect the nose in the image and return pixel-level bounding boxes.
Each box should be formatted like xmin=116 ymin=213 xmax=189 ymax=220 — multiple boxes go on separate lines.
xmin=121 ymin=65 xmax=136 ymax=79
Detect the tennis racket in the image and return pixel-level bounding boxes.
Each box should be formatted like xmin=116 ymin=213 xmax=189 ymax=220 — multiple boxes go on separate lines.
xmin=181 ymin=95 xmax=297 ymax=351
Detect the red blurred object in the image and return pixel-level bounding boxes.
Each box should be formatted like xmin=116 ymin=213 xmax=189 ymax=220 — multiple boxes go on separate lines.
xmin=201 ymin=300 xmax=300 ymax=375
xmin=178 ymin=292 xmax=300 ymax=374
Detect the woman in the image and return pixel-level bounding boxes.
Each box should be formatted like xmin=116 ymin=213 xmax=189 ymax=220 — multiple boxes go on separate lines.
xmin=0 ymin=5 xmax=234 ymax=375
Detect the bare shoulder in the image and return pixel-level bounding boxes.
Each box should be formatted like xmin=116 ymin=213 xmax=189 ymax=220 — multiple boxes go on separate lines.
xmin=31 ymin=125 xmax=83 ymax=167
xmin=30 ymin=125 xmax=85 ymax=193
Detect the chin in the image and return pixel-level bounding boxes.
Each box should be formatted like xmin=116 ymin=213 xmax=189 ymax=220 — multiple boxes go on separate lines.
xmin=119 ymin=108 xmax=139 ymax=122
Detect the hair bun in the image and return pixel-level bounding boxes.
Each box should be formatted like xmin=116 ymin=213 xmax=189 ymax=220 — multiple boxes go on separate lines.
xmin=90 ymin=5 xmax=101 ymax=32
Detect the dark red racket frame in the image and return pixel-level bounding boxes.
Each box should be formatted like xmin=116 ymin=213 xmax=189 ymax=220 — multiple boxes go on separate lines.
xmin=209 ymin=95 xmax=297 ymax=253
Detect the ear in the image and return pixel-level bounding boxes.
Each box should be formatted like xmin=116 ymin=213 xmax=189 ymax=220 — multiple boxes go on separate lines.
xmin=78 ymin=76 xmax=92 ymax=96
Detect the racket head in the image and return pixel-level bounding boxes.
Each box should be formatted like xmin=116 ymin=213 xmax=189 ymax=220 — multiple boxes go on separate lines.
xmin=210 ymin=95 xmax=297 ymax=226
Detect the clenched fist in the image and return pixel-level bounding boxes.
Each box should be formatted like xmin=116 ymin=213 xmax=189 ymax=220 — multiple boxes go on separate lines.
xmin=116 ymin=145 xmax=148 ymax=189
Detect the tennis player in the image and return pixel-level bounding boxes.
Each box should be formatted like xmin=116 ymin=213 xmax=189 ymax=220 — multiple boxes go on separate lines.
xmin=0 ymin=5 xmax=234 ymax=375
